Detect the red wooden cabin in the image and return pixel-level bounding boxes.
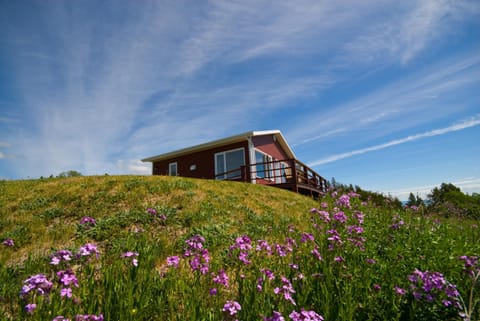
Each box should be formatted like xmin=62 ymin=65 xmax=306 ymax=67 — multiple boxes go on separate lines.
xmin=142 ymin=130 xmax=327 ymax=197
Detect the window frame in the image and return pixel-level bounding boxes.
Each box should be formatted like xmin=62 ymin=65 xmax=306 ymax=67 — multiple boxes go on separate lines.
xmin=168 ymin=162 xmax=178 ymax=176
xmin=214 ymin=147 xmax=245 ymax=180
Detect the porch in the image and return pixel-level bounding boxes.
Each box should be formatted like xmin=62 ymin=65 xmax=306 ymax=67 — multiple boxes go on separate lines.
xmin=221 ymin=159 xmax=328 ymax=197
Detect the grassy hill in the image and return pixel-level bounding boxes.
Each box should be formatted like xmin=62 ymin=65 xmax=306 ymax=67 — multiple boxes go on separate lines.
xmin=1 ymin=176 xmax=479 ymax=320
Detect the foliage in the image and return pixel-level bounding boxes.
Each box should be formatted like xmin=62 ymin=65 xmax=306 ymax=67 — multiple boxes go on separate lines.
xmin=427 ymin=183 xmax=480 ymax=219
xmin=0 ymin=176 xmax=479 ymax=320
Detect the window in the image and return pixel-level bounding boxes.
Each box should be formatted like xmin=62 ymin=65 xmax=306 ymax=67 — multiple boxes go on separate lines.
xmin=215 ymin=148 xmax=245 ymax=180
xmin=168 ymin=162 xmax=178 ymax=176
xmin=255 ymin=150 xmax=273 ymax=179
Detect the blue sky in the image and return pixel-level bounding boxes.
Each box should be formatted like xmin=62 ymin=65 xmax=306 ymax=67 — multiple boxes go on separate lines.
xmin=1 ymin=0 xmax=479 ymax=199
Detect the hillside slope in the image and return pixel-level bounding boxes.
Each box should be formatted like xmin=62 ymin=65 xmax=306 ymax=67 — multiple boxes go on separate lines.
xmin=0 ymin=175 xmax=317 ymax=264
xmin=1 ymin=176 xmax=479 ymax=321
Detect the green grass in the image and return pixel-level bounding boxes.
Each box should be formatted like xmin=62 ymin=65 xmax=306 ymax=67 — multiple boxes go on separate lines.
xmin=0 ymin=176 xmax=479 ymax=320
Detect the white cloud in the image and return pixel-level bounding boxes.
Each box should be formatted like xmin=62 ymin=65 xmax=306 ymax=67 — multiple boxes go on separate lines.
xmin=288 ymin=52 xmax=480 ymax=146
xmin=116 ymin=160 xmax=151 ymax=175
xmin=309 ymin=115 xmax=480 ymax=166
xmin=1 ymin=1 xmax=478 ymax=178
xmin=389 ymin=177 xmax=480 ymax=199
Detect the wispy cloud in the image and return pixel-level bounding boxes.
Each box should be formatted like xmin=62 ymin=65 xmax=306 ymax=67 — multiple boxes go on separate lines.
xmin=290 ymin=52 xmax=480 ymax=146
xmin=309 ymin=115 xmax=480 ymax=166
xmin=0 ymin=1 xmax=478 ymax=179
xmin=389 ymin=177 xmax=480 ymax=199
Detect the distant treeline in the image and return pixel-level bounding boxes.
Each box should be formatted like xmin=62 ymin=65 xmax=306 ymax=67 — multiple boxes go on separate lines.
xmin=329 ymin=179 xmax=480 ymax=219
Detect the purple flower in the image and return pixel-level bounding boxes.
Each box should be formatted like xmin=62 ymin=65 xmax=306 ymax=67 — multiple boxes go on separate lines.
xmin=78 ymin=243 xmax=99 ymax=257
xmin=256 ymin=239 xmax=273 ymax=254
xmin=238 ymin=251 xmax=251 ymax=265
xmin=261 ymin=268 xmax=276 ymax=280
xmin=212 ymin=269 xmax=229 ymax=288
xmin=223 ymin=300 xmax=241 ymax=316
xmin=53 ymin=316 xmax=71 ymax=321
xmin=274 ymin=276 xmax=296 ymax=305
xmin=61 ymin=287 xmax=73 ymax=298
xmin=300 ymin=233 xmax=314 ymax=243
xmin=336 ymin=194 xmax=351 ymax=208
xmin=2 ymin=238 xmax=14 ymax=247
xmin=289 ymin=309 xmax=324 ymax=321
xmin=311 ymin=246 xmax=323 ymax=261
xmin=121 ymin=251 xmax=139 ymax=266
xmin=79 ymin=216 xmax=96 ymax=226
xmin=185 ymin=235 xmax=205 ymax=252
xmin=366 ymin=258 xmax=376 ymax=265
xmin=25 ymin=303 xmax=37 ymax=314
xmin=75 ymin=314 xmax=104 ymax=321
xmin=210 ymin=287 xmax=218 ymax=296
xmin=57 ymin=270 xmax=79 ymax=287
xmin=333 ymin=211 xmax=348 ymax=223
xmin=50 ymin=250 xmax=74 ymax=265
xmin=166 ymin=256 xmax=180 ymax=268
xmin=334 ymin=256 xmax=344 ymax=262
xmin=147 ymin=208 xmax=157 ymax=215
xmin=394 ymin=286 xmax=406 ymax=296
xmin=373 ymin=284 xmax=381 ymax=291
xmin=264 ymin=311 xmax=285 ymax=321
xmin=21 ymin=274 xmax=53 ymax=297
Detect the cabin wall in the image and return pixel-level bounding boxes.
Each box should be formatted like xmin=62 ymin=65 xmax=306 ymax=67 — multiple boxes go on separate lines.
xmin=252 ymin=135 xmax=289 ymax=160
xmin=152 ymin=141 xmax=250 ymax=179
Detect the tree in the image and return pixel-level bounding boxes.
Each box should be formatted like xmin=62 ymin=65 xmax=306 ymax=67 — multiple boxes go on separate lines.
xmin=57 ymin=170 xmax=82 ymax=178
xmin=406 ymin=192 xmax=424 ymax=207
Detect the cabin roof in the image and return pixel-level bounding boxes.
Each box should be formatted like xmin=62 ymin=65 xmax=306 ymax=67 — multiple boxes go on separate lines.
xmin=141 ymin=130 xmax=296 ymax=162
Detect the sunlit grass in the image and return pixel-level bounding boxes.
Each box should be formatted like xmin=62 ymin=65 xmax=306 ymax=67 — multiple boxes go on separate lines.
xmin=1 ymin=176 xmax=479 ymax=320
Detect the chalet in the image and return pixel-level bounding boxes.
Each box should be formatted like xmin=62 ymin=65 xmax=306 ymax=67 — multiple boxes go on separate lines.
xmin=141 ymin=130 xmax=327 ymax=197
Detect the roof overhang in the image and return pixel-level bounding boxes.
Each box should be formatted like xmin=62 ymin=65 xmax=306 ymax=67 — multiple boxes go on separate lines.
xmin=141 ymin=130 xmax=296 ymax=162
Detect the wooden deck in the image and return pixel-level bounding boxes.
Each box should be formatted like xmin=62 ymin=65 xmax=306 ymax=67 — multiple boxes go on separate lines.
xmin=222 ymin=159 xmax=327 ymax=197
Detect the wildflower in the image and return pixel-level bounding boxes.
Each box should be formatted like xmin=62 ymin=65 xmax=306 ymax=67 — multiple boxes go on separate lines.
xmin=223 ymin=300 xmax=241 ymax=316
xmin=336 ymin=194 xmax=351 ymax=208
xmin=50 ymin=250 xmax=73 ymax=265
xmin=61 ymin=287 xmax=73 ymax=298
xmin=275 ymin=244 xmax=289 ymax=257
xmin=79 ymin=216 xmax=96 ymax=226
xmin=394 ymin=286 xmax=406 ymax=296
xmin=238 ymin=251 xmax=251 ymax=265
xmin=210 ymin=288 xmax=218 ymax=296
xmin=21 ymin=274 xmax=53 ymax=297
xmin=373 ymin=284 xmax=381 ymax=291
xmin=230 ymin=235 xmax=252 ymax=251
xmin=78 ymin=243 xmax=99 ymax=258
xmin=261 ymin=268 xmax=276 ymax=280
xmin=300 ymin=233 xmax=314 ymax=243
xmin=333 ymin=211 xmax=348 ymax=223
xmin=166 ymin=256 xmax=180 ymax=268
xmin=57 ymin=270 xmax=79 ymax=287
xmin=353 ymin=210 xmax=365 ymax=224
xmin=121 ymin=251 xmax=139 ymax=267
xmin=53 ymin=316 xmax=71 ymax=321
xmin=2 ymin=238 xmax=14 ymax=247
xmin=264 ymin=311 xmax=285 ymax=321
xmin=257 ymin=277 xmax=264 ymax=292
xmin=366 ymin=258 xmax=376 ymax=265
xmin=289 ymin=309 xmax=324 ymax=321
xmin=146 ymin=208 xmax=157 ymax=215
xmin=311 ymin=246 xmax=323 ymax=261
xmin=256 ymin=239 xmax=272 ymax=254
xmin=334 ymin=256 xmax=344 ymax=262
xmin=25 ymin=303 xmax=37 ymax=314
xmin=212 ymin=269 xmax=229 ymax=288
xmin=185 ymin=235 xmax=205 ymax=252
xmin=390 ymin=215 xmax=404 ymax=230
xmin=75 ymin=314 xmax=104 ymax=321
xmin=274 ymin=276 xmax=296 ymax=305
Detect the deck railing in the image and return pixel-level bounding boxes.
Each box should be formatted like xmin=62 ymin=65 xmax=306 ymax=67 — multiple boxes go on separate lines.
xmin=218 ymin=159 xmax=327 ymax=195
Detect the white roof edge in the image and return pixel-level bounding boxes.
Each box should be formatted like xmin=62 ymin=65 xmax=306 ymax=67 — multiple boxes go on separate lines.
xmin=141 ymin=129 xmax=295 ymax=162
